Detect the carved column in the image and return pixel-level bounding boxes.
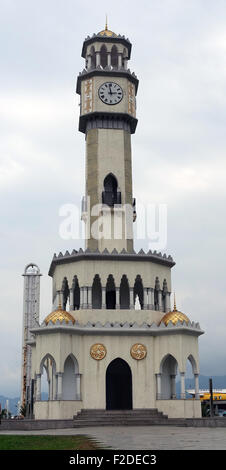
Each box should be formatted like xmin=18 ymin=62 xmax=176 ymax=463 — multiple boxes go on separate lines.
xmin=195 ymin=374 xmax=200 ymax=399
xmin=130 ymin=288 xmax=134 ymax=309
xmin=69 ymin=288 xmax=74 ymax=310
xmin=102 ymin=286 xmax=106 ymax=309
xmin=36 ymin=374 xmax=41 ymax=401
xmin=180 ymin=372 xmax=186 ymax=399
xmin=57 ymin=372 xmax=63 ymax=400
xmin=156 ymin=373 xmax=162 ymax=400
xmin=116 ymin=287 xmax=120 ymax=309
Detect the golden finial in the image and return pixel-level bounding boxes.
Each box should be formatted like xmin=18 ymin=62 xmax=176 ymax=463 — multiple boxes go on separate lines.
xmin=58 ymin=293 xmax=62 ymax=310
xmin=105 ymin=14 xmax=108 ymax=31
xmin=173 ymin=292 xmax=177 ymax=311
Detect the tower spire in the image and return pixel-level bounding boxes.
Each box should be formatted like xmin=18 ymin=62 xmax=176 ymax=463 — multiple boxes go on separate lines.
xmin=173 ymin=292 xmax=177 ymax=311
xmin=105 ymin=14 xmax=108 ymax=31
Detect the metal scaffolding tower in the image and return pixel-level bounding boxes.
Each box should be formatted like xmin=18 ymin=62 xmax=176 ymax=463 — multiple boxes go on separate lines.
xmin=21 ymin=263 xmax=42 ymax=411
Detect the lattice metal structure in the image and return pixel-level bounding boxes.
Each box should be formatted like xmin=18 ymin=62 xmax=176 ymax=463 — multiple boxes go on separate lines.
xmin=21 ymin=263 xmax=42 ymax=408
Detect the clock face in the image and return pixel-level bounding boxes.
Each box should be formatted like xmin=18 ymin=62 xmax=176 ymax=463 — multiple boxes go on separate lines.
xmin=98 ymin=82 xmax=123 ymax=105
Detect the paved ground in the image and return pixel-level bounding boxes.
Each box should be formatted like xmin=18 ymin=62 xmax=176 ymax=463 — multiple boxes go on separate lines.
xmin=1 ymin=426 xmax=226 ymax=450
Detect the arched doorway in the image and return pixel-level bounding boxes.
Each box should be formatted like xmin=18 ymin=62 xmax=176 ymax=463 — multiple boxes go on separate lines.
xmin=106 ymin=358 xmax=132 ymax=410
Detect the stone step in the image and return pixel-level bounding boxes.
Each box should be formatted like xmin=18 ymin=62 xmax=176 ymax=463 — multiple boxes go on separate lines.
xmin=73 ymin=408 xmax=168 ymax=427
xmin=73 ymin=418 xmax=169 ymax=427
xmin=76 ymin=408 xmax=163 ymax=416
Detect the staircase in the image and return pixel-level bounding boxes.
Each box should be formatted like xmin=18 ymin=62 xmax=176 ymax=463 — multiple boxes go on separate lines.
xmin=73 ymin=409 xmax=168 ymax=427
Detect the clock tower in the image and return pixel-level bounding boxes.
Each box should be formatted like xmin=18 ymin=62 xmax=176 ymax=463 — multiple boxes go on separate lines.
xmin=76 ymin=23 xmax=138 ymax=253
xmin=30 ymin=24 xmax=203 ymax=422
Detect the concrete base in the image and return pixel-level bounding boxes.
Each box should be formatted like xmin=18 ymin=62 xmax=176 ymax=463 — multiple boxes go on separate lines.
xmin=156 ymin=399 xmax=202 ymax=419
xmin=34 ymin=400 xmax=83 ymax=420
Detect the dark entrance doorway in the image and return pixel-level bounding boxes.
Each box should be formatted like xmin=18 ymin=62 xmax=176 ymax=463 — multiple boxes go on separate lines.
xmin=106 ymin=358 xmax=132 ymax=410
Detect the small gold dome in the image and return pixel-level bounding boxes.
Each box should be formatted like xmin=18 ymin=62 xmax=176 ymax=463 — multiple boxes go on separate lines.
xmin=98 ymin=29 xmax=118 ymax=37
xmin=44 ymin=304 xmax=75 ymax=325
xmin=160 ymin=294 xmax=190 ymax=326
xmin=98 ymin=18 xmax=117 ymax=38
xmin=160 ymin=310 xmax=190 ymax=326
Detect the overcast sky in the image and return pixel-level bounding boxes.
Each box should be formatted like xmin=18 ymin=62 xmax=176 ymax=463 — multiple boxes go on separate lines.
xmin=1 ymin=0 xmax=226 ymax=397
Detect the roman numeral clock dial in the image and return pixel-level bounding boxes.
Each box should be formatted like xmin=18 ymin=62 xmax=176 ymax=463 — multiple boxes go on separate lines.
xmin=98 ymin=82 xmax=123 ymax=105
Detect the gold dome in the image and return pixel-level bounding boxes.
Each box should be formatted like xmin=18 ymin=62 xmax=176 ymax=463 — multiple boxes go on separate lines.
xmin=98 ymin=18 xmax=118 ymax=38
xmin=44 ymin=304 xmax=75 ymax=325
xmin=160 ymin=294 xmax=190 ymax=326
xmin=160 ymin=310 xmax=190 ymax=326
xmin=98 ymin=29 xmax=118 ymax=37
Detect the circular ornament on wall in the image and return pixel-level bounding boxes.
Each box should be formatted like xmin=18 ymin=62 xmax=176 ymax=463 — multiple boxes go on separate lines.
xmin=130 ymin=343 xmax=147 ymax=360
xmin=90 ymin=343 xmax=107 ymax=361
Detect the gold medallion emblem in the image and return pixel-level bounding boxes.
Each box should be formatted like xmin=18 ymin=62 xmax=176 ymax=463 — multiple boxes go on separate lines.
xmin=90 ymin=343 xmax=107 ymax=361
xmin=130 ymin=343 xmax=147 ymax=360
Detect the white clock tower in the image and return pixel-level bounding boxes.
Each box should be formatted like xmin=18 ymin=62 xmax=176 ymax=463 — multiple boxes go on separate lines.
xmin=29 ymin=24 xmax=203 ymax=422
xmin=77 ymin=23 xmax=138 ymax=253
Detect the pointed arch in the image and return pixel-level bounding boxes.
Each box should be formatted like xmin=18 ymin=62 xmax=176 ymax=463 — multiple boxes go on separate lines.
xmin=160 ymin=354 xmax=178 ymax=400
xmin=111 ymin=45 xmax=118 ymax=67
xmin=62 ymin=277 xmax=69 ymax=310
xmin=154 ymin=276 xmax=160 ymax=310
xmin=72 ymin=275 xmax=80 ymax=310
xmin=106 ymin=274 xmax=116 ymax=309
xmin=62 ymin=354 xmax=79 ymax=400
xmin=106 ymin=358 xmax=132 ymax=409
xmin=134 ymin=275 xmax=144 ymax=309
xmin=90 ymin=45 xmax=96 ymax=68
xmin=92 ymin=274 xmax=102 ymax=309
xmin=39 ymin=354 xmax=57 ymax=401
xmin=100 ymin=44 xmax=107 ymax=68
xmin=102 ymin=173 xmax=120 ymax=206
xmin=120 ymin=275 xmax=130 ymax=309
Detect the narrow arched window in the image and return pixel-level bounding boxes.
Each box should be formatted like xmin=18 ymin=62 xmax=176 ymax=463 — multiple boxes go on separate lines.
xmin=62 ymin=277 xmax=69 ymax=310
xmin=134 ymin=275 xmax=144 ymax=309
xmin=92 ymin=274 xmax=102 ymax=309
xmin=102 ymin=173 xmax=120 ymax=207
xmin=111 ymin=45 xmax=118 ymax=67
xmin=90 ymin=46 xmax=96 ymax=68
xmin=100 ymin=45 xmax=107 ymax=68
xmin=120 ymin=275 xmax=130 ymax=309
xmin=72 ymin=275 xmax=80 ymax=310
xmin=106 ymin=275 xmax=116 ymax=309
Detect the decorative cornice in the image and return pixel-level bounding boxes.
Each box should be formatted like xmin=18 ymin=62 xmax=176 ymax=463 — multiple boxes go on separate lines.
xmin=79 ymin=112 xmax=138 ymax=134
xmin=30 ymin=319 xmax=204 ymax=338
xmin=48 ymin=248 xmax=175 ymax=277
xmin=81 ymin=34 xmax=132 ymax=59
xmin=76 ymin=67 xmax=139 ymax=95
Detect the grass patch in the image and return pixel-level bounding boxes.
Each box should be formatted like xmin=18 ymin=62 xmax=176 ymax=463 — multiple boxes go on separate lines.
xmin=0 ymin=434 xmax=101 ymax=450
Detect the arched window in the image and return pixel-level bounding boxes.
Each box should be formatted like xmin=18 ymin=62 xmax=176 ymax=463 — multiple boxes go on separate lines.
xmin=62 ymin=354 xmax=79 ymax=400
xmin=120 ymin=275 xmax=130 ymax=309
xmin=72 ymin=275 xmax=80 ymax=310
xmin=102 ymin=173 xmax=121 ymax=207
xmin=62 ymin=277 xmax=69 ymax=310
xmin=111 ymin=45 xmax=118 ymax=67
xmin=162 ymin=279 xmax=168 ymax=312
xmin=154 ymin=277 xmax=160 ymax=311
xmin=40 ymin=354 xmax=56 ymax=401
xmin=100 ymin=45 xmax=107 ymax=68
xmin=160 ymin=354 xmax=178 ymax=400
xmin=90 ymin=46 xmax=96 ymax=68
xmin=106 ymin=274 xmax=116 ymax=309
xmin=122 ymin=48 xmax=127 ymax=69
xmin=134 ymin=275 xmax=144 ymax=309
xmin=92 ymin=274 xmax=102 ymax=309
